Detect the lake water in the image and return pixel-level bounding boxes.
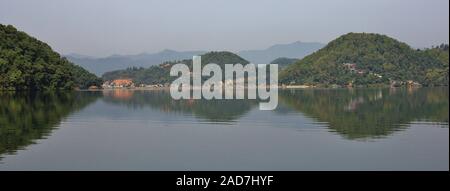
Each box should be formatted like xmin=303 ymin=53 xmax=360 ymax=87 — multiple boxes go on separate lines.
xmin=0 ymin=88 xmax=448 ymax=170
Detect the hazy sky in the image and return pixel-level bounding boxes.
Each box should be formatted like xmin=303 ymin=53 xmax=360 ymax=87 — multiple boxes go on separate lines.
xmin=1 ymin=0 xmax=448 ymax=57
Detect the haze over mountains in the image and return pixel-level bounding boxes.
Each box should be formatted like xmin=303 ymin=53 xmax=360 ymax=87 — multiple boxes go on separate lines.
xmin=65 ymin=49 xmax=205 ymax=76
xmin=65 ymin=41 xmax=325 ymax=75
xmin=238 ymin=41 xmax=324 ymax=64
xmin=2 ymin=23 xmax=448 ymax=90
xmin=103 ymin=32 xmax=449 ymax=87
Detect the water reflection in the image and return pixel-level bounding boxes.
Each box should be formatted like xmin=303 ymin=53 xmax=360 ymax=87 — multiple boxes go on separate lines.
xmin=102 ymin=90 xmax=257 ymax=122
xmin=0 ymin=88 xmax=448 ymax=160
xmin=100 ymin=88 xmax=448 ymax=140
xmin=0 ymin=91 xmax=101 ymax=158
xmin=278 ymin=87 xmax=449 ymax=140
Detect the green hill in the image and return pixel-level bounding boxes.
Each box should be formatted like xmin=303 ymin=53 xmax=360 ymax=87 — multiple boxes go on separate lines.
xmin=279 ymin=33 xmax=449 ymax=87
xmin=270 ymin=57 xmax=299 ymax=69
xmin=0 ymin=24 xmax=102 ymax=90
xmin=102 ymin=51 xmax=250 ymax=85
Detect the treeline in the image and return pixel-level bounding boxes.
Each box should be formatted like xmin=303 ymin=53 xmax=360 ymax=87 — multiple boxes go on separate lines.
xmin=0 ymin=24 xmax=102 ymax=90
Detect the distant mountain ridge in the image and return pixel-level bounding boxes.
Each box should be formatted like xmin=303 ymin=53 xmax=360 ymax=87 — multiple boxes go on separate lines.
xmin=66 ymin=49 xmax=206 ymax=75
xmin=238 ymin=41 xmax=324 ymax=64
xmin=66 ymin=41 xmax=324 ymax=75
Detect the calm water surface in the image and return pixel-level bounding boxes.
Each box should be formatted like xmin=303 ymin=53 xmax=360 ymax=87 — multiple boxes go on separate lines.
xmin=0 ymin=88 xmax=448 ymax=170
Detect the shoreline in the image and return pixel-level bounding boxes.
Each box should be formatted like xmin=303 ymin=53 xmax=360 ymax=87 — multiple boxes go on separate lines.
xmin=83 ymin=84 xmax=432 ymax=91
xmin=97 ymin=85 xmax=311 ymax=91
xmin=2 ymin=85 xmax=442 ymax=92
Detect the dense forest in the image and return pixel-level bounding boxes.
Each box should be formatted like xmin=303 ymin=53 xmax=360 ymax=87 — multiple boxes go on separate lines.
xmin=102 ymin=51 xmax=250 ymax=85
xmin=0 ymin=24 xmax=102 ymax=90
xmin=279 ymin=33 xmax=449 ymax=87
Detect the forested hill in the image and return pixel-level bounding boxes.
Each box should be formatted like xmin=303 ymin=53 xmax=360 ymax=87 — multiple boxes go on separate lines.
xmin=66 ymin=49 xmax=206 ymax=76
xmin=0 ymin=24 xmax=102 ymax=90
xmin=102 ymin=51 xmax=250 ymax=85
xmin=270 ymin=57 xmax=300 ymax=69
xmin=279 ymin=33 xmax=449 ymax=87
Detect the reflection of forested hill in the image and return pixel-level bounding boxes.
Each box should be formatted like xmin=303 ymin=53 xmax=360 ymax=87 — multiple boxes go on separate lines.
xmin=102 ymin=90 xmax=257 ymax=122
xmin=279 ymin=88 xmax=449 ymax=140
xmin=0 ymin=92 xmax=101 ymax=158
